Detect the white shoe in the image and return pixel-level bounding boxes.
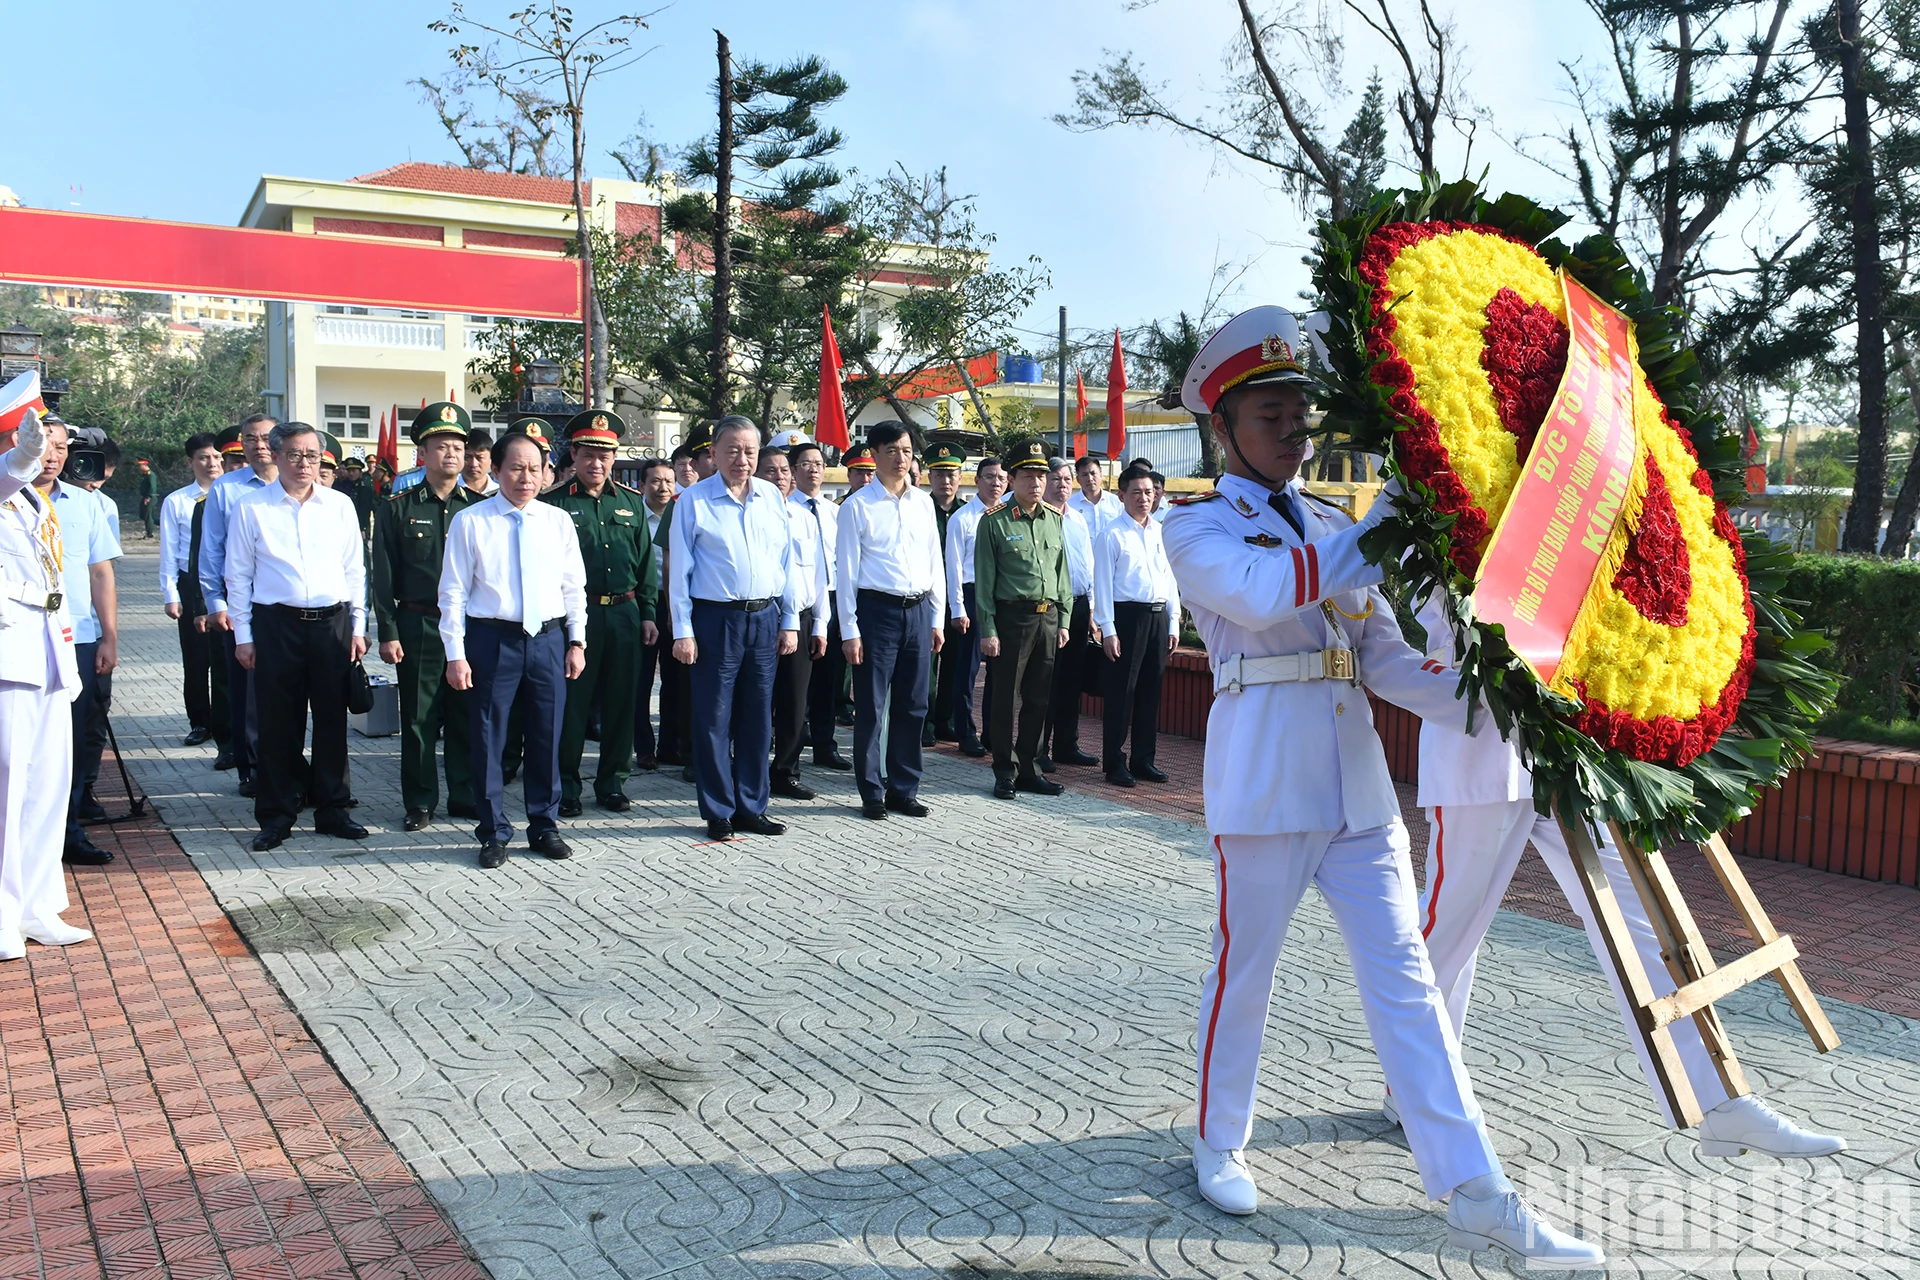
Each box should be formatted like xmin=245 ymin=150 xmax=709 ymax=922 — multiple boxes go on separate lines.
xmin=1448 ymin=1185 xmax=1606 ymax=1269
xmin=0 ymin=930 xmax=24 ymax=961
xmin=22 ymin=918 xmax=92 ymax=946
xmin=1381 ymin=1092 xmax=1400 ymax=1127
xmin=1698 ymin=1095 xmax=1847 ymax=1158
xmin=1192 ymin=1136 xmax=1258 ymax=1215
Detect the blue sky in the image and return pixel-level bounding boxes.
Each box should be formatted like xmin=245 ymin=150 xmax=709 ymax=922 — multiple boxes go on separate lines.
xmin=10 ymin=1 xmax=1614 ymax=350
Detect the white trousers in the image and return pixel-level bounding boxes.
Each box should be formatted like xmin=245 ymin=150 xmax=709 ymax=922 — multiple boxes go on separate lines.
xmin=1196 ymin=821 xmax=1500 ymax=1200
xmin=1418 ymin=801 xmax=1728 ymax=1128
xmin=0 ymin=681 xmax=74 ymax=939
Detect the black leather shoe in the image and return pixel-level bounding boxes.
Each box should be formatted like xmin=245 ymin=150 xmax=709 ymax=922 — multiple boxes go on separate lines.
xmin=77 ymin=796 xmax=108 ymax=822
xmin=1106 ymin=768 xmax=1137 ymax=788
xmin=1036 ymin=755 xmax=1056 ymax=775
xmin=316 ymin=817 xmax=369 ymax=840
xmin=960 ymin=740 xmax=988 ymax=759
xmin=530 ymin=831 xmax=571 ymax=859
xmin=934 ymin=726 xmax=959 ymax=743
xmin=477 ymin=842 xmax=508 ymax=869
xmin=885 ymin=793 xmax=930 ymax=818
xmin=772 ymin=780 xmax=816 ymax=801
xmin=813 ymin=748 xmax=852 ymax=771
xmin=64 ymin=838 xmax=114 ymax=865
xmin=732 ymin=812 xmax=786 ymax=836
xmin=403 ymin=809 xmax=434 ymax=832
xmin=861 ymin=800 xmax=888 ymax=820
xmin=598 ymin=793 xmax=632 ymax=812
xmin=1132 ymin=763 xmax=1170 ymax=783
xmin=1058 ymin=748 xmax=1100 ymax=766
xmin=448 ymin=802 xmax=478 ymax=819
xmin=237 ymin=777 xmax=257 ymax=798
xmin=1016 ymin=775 xmax=1065 ymax=796
xmin=558 ymin=798 xmax=584 ymax=818
xmin=212 ymin=750 xmax=236 ymax=771
xmin=249 ymin=830 xmax=285 ymax=853
xmin=921 ymin=727 xmax=936 ymax=747
xmin=705 ymin=818 xmax=734 ymax=841
xmin=184 ymin=726 xmax=212 ymax=746
xmin=993 ymin=777 xmax=1017 ymax=800
xmin=634 ymin=754 xmax=658 ymax=772
xmin=681 ymin=765 xmax=696 ymax=784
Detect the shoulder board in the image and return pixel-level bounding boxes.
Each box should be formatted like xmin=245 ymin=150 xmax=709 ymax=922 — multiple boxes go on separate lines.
xmin=615 ymin=480 xmax=643 ymax=497
xmin=1300 ymin=490 xmax=1357 ymax=523
xmin=1169 ymin=490 xmax=1223 ymax=506
xmin=982 ymin=500 xmax=1007 ymax=515
xmin=1042 ymin=501 xmax=1065 ymax=516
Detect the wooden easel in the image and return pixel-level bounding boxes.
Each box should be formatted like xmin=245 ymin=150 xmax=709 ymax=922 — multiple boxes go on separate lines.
xmin=1555 ymin=810 xmax=1841 ymax=1127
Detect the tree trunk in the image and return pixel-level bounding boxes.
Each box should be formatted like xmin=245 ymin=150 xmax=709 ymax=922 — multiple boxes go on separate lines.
xmin=571 ymin=124 xmax=597 ymax=408
xmin=1838 ymin=0 xmax=1890 ymax=553
xmin=1193 ymin=411 xmax=1223 ymax=477
xmin=1652 ymin=14 xmax=1694 ymax=309
xmin=852 ymin=350 xmax=923 ymax=449
xmin=1878 ymin=330 xmax=1920 ymax=556
xmin=709 ymin=31 xmax=734 ymax=421
xmin=953 ymin=357 xmax=994 ymax=434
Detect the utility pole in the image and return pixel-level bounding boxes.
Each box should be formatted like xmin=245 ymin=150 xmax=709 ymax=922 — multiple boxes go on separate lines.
xmin=709 ymin=30 xmax=734 ymax=421
xmin=1056 ymin=306 xmax=1068 ymax=459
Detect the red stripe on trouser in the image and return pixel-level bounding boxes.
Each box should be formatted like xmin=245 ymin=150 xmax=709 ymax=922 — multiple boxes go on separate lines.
xmin=1197 ymin=835 xmax=1231 ymax=1143
xmin=1289 ymin=547 xmax=1305 ymax=608
xmin=1305 ymin=543 xmax=1319 ymax=602
xmin=1422 ymin=805 xmax=1445 ymax=939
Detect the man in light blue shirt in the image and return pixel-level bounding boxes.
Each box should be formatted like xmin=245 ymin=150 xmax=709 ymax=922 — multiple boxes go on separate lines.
xmin=198 ymin=412 xmax=277 ymax=793
xmin=667 ymin=415 xmax=799 ymax=841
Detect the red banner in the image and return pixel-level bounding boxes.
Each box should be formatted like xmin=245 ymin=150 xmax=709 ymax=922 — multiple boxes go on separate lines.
xmin=1473 ymin=270 xmax=1639 ymax=686
xmin=0 ymin=207 xmax=583 ymax=321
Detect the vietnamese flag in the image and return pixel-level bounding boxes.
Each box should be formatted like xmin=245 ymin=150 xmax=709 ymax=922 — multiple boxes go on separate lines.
xmin=1105 ymin=329 xmax=1127 ymax=457
xmin=816 ymin=305 xmax=851 ymax=451
xmin=1073 ymin=371 xmax=1088 ymax=458
xmin=0 ymin=370 xmax=46 ymax=432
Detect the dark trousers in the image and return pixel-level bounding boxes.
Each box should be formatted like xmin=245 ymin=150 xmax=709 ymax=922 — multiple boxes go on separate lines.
xmin=1046 ymin=594 xmax=1092 ymax=758
xmin=690 ymin=600 xmax=777 ymax=823
xmin=467 ymin=620 xmax=566 ymax=846
xmin=561 ymin=599 xmax=642 ymax=805
xmin=177 ymin=574 xmax=215 ymax=733
xmin=83 ymin=669 xmax=111 ymax=794
xmin=988 ymin=605 xmax=1059 ymax=782
xmin=396 ymin=608 xmax=471 ymax=814
xmin=251 ymin=607 xmax=353 ymax=835
xmin=932 ymin=617 xmax=959 ymax=736
xmin=947 ymin=582 xmax=995 ymax=746
xmin=1103 ymin=601 xmax=1169 ymax=771
xmin=66 ymin=642 xmax=102 ymax=847
xmin=634 ymin=632 xmax=663 ymax=761
xmin=851 ymin=593 xmax=934 ymax=803
xmin=208 ymin=624 xmax=231 ymax=747
xmin=222 ymin=631 xmax=259 ymax=780
xmin=771 ymin=607 xmax=816 ymax=786
xmin=807 ymin=615 xmax=845 ymax=750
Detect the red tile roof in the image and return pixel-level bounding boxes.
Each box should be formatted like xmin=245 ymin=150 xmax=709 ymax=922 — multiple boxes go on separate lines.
xmin=349 ymin=162 xmax=583 ymax=206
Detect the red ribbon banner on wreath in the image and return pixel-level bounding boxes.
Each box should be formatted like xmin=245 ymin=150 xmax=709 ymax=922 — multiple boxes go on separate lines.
xmin=1472 ymin=270 xmax=1640 ymax=687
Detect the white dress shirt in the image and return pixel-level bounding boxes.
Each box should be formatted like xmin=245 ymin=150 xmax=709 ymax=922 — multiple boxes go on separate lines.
xmin=1061 ymin=505 xmax=1095 ymax=599
xmin=199 ymin=464 xmax=270 ymax=615
xmin=790 ymin=489 xmax=839 ymax=592
xmin=943 ymin=495 xmax=991 ymax=621
xmin=225 ymin=481 xmax=367 ymax=645
xmin=783 ymin=490 xmax=831 ymax=639
xmin=1070 ymin=488 xmax=1125 ymax=543
xmin=437 ymin=493 xmax=588 ymax=662
xmin=157 ymin=480 xmax=209 ymax=604
xmin=666 ymin=473 xmax=799 ymax=640
xmin=835 ymin=477 xmax=946 ymax=641
xmin=1094 ymin=512 xmax=1181 ymax=640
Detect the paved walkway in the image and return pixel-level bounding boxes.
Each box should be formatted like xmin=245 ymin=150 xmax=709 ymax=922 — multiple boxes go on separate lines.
xmin=9 ymin=549 xmax=1919 ymax=1278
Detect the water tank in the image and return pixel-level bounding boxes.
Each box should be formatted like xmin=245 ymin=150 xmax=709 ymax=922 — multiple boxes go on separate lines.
xmin=1005 ymin=355 xmax=1041 ymax=383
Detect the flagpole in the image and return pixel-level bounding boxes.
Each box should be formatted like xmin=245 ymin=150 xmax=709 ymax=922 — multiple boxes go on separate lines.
xmin=1056 ymin=306 xmax=1068 ymax=459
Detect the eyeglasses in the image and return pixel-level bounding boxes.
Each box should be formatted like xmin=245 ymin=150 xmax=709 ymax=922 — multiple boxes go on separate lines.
xmin=280 ymin=452 xmax=323 ymax=465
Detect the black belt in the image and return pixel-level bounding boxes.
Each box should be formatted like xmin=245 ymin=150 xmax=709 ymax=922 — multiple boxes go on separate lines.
xmin=997 ymin=599 xmax=1055 ymax=614
xmin=469 ymin=615 xmax=566 ymax=635
xmin=1116 ymin=600 xmax=1169 ymax=613
xmin=594 ymin=590 xmax=637 ymax=607
xmin=399 ymin=600 xmax=442 ymax=618
xmin=262 ymin=602 xmax=345 ymax=622
xmin=694 ymin=597 xmax=774 ymax=613
xmin=857 ymin=588 xmax=932 ymax=608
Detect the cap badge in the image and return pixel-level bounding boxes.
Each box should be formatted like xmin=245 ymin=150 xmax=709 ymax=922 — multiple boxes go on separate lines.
xmin=1260 ymin=334 xmax=1292 ymax=363
xmin=592 ymin=415 xmax=607 ymax=431
xmin=440 ymin=404 xmax=459 ymax=423
xmin=527 ymin=424 xmax=546 ymax=441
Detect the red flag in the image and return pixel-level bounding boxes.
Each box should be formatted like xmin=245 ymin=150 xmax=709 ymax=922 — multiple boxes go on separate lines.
xmin=816 ymin=305 xmax=851 ymax=450
xmin=1106 ymin=329 xmax=1127 ymax=458
xmin=377 ymin=410 xmax=399 ymax=473
xmin=1074 ymin=371 xmax=1087 ymax=424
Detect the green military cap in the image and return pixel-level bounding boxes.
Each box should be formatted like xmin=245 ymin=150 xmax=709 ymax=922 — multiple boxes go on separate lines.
xmin=843 ymin=443 xmax=876 ymax=471
xmin=317 ymin=431 xmax=345 ymax=466
xmin=1003 ymin=438 xmax=1053 ymax=471
xmin=340 ymin=453 xmax=366 ymax=471
xmin=218 ymin=424 xmax=245 ymax=457
xmin=684 ymin=422 xmax=715 ymax=455
xmin=565 ymin=408 xmax=626 ymax=448
xmin=501 ymin=416 xmax=557 ymax=455
xmin=923 ymin=441 xmax=966 ymax=470
xmin=412 ymin=401 xmax=471 ymax=445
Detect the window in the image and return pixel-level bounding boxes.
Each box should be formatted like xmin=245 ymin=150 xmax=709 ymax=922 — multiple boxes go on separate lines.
xmin=325 ymin=405 xmax=373 ymax=441
xmin=398 ymin=309 xmax=433 ymax=320
xmin=322 ymin=305 xmax=370 ymax=315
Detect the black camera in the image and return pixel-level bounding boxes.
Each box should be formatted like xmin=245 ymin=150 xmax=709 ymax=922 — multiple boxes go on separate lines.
xmin=62 ymin=448 xmax=107 ymax=485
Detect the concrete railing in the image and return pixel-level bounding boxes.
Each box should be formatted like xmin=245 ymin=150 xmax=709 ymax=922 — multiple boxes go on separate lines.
xmin=313 ymin=317 xmax=446 ymax=351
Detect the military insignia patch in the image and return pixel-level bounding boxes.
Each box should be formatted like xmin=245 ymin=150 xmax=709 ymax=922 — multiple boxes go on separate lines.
xmin=1245 ymin=533 xmax=1288 ymax=547
xmin=1168 ymin=490 xmax=1223 ymax=506
xmin=1234 ymin=495 xmax=1257 ymax=516
xmin=1261 ymin=334 xmax=1292 ymax=362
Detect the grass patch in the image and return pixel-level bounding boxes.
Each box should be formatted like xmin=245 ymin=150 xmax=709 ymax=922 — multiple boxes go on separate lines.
xmin=1814 ymin=710 xmax=1920 ymax=750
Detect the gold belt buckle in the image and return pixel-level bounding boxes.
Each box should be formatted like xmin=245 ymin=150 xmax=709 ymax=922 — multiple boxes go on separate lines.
xmin=1322 ymin=647 xmax=1356 ymax=682
xmin=44 ymin=591 xmax=62 ymax=612
xmin=1036 ymin=601 xmax=1048 ymax=613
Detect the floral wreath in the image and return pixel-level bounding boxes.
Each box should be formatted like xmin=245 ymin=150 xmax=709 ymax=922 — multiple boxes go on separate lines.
xmin=1310 ymin=179 xmax=1837 ymax=849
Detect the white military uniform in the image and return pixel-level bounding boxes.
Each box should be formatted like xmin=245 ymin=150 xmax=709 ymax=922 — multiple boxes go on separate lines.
xmin=1164 ymin=472 xmax=1503 ymax=1200
xmin=0 ymin=436 xmax=84 ymax=954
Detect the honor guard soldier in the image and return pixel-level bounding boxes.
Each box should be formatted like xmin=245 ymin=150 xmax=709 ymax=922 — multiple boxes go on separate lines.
xmin=841 ymin=442 xmax=875 ymax=497
xmin=974 ymin=439 xmax=1071 ymax=800
xmin=547 ymin=409 xmax=658 ymax=815
xmin=374 ymin=401 xmax=480 ymax=832
xmin=1162 ymin=305 xmax=1600 ymax=1267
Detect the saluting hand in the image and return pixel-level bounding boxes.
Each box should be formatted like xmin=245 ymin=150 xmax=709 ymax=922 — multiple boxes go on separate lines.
xmin=445 ymin=659 xmax=473 ymax=691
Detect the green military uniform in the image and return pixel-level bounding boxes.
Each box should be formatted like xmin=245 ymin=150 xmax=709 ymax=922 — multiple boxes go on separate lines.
xmin=924 ymin=441 xmax=967 ymax=741
xmin=372 ymin=403 xmax=478 ymax=823
xmin=975 ymin=440 xmax=1072 ymax=791
xmin=547 ymin=410 xmax=657 ymax=812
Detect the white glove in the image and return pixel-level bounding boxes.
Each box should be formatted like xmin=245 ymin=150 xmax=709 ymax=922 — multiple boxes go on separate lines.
xmin=15 ymin=408 xmax=45 ymax=461
xmin=1359 ymin=473 xmax=1404 ymax=528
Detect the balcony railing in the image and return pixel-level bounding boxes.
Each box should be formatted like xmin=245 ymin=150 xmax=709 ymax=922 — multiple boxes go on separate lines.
xmin=313 ymin=317 xmax=445 ymax=350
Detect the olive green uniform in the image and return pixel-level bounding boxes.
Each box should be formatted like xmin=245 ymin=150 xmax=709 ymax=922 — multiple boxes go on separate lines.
xmin=974 ymin=498 xmax=1072 ymax=782
xmin=547 ymin=479 xmax=658 ymax=805
xmin=372 ymin=481 xmax=479 ymax=815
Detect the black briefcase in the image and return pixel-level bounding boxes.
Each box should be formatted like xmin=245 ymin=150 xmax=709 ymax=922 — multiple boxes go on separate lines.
xmin=345 ymin=660 xmax=376 ymax=715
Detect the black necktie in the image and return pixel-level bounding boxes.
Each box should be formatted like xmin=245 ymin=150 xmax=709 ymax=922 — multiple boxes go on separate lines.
xmin=1268 ymin=489 xmax=1304 ymax=539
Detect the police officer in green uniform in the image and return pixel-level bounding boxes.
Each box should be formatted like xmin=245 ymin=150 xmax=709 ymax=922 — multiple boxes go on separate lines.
xmin=372 ymin=401 xmax=479 ymax=831
xmin=923 ymin=441 xmax=967 ymax=743
xmin=547 ymin=409 xmax=658 ymax=814
xmin=974 ymin=439 xmax=1072 ymax=800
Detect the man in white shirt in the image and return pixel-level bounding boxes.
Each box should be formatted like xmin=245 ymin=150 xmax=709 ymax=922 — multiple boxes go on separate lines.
xmin=942 ymin=455 xmax=1006 ymax=757
xmin=459 ymin=429 xmax=497 ymax=495
xmin=632 ymin=455 xmax=676 ymax=771
xmin=790 ymin=440 xmax=852 ymax=771
xmin=668 ymin=416 xmax=800 ymax=842
xmin=227 ymin=423 xmax=370 ymax=852
xmin=159 ymin=432 xmax=223 ymax=748
xmin=1148 ymin=469 xmax=1169 ymax=523
xmin=760 ymin=446 xmax=830 ymax=800
xmin=441 ymin=420 xmax=588 ymax=869
xmin=1042 ymin=458 xmax=1100 ymax=772
xmin=836 ymin=422 xmax=946 ymax=820
xmin=1067 ymin=452 xmax=1124 ymax=543
xmin=1093 ymin=465 xmax=1180 ymax=787
xmin=200 ymin=412 xmax=279 ymax=796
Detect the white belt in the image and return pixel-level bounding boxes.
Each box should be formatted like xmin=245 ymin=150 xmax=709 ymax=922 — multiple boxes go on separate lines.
xmin=1 ymin=581 xmax=62 ymax=612
xmin=1213 ymin=648 xmax=1357 ymax=693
